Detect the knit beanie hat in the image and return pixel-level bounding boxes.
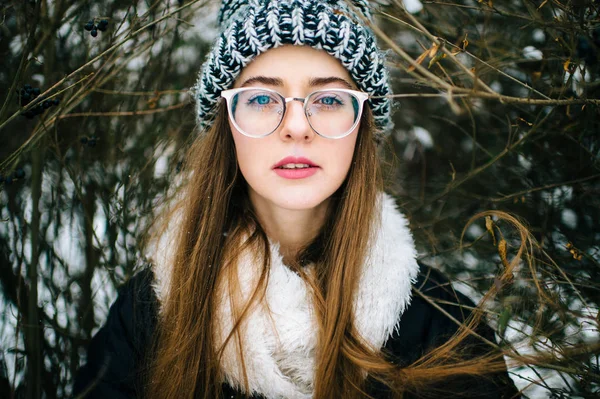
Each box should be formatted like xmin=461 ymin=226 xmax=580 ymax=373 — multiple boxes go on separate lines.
xmin=193 ymin=0 xmax=393 ymax=140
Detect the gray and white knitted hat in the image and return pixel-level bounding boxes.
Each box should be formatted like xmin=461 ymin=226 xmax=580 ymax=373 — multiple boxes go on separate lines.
xmin=194 ymin=0 xmax=393 ymax=138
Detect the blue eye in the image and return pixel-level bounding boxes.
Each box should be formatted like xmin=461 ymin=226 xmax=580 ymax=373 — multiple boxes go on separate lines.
xmin=249 ymin=95 xmax=272 ymax=105
xmin=320 ymin=96 xmax=341 ymax=106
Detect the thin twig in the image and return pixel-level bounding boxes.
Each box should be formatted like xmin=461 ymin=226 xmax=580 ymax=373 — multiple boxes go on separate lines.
xmin=410 ymin=105 xmax=556 ymax=211
xmin=0 ymin=0 xmax=206 ymax=133
xmin=414 ymin=289 xmax=600 ymax=381
xmin=57 ymin=102 xmax=188 ymax=118
xmin=92 ymin=88 xmax=188 ymax=96
xmin=392 ymin=1 xmax=496 ymax=94
xmin=378 ymin=7 xmax=552 ymax=100
xmin=491 ymin=174 xmax=600 ymax=202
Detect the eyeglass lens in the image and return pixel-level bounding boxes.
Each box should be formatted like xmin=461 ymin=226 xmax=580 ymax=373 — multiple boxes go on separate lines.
xmin=230 ymin=89 xmax=360 ymax=138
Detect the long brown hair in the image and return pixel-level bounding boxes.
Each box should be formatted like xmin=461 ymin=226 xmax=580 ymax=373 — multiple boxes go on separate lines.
xmin=146 ymin=101 xmax=506 ymax=398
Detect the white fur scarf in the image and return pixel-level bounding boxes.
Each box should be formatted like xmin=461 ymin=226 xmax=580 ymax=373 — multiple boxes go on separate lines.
xmin=151 ymin=193 xmax=419 ymax=399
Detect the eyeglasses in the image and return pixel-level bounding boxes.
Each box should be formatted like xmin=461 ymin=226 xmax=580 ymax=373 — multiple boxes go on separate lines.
xmin=220 ymin=87 xmax=369 ymax=139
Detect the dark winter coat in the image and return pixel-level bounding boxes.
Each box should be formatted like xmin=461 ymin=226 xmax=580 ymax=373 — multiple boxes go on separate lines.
xmin=74 ymin=194 xmax=519 ymax=398
xmin=74 ymin=266 xmax=519 ymax=398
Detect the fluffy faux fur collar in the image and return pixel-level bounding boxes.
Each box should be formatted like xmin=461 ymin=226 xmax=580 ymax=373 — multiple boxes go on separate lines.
xmin=151 ymin=193 xmax=419 ymax=399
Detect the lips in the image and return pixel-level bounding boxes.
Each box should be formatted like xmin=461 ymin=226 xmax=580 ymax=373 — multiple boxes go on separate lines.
xmin=272 ymin=156 xmax=319 ymax=179
xmin=273 ymin=156 xmax=318 ymax=170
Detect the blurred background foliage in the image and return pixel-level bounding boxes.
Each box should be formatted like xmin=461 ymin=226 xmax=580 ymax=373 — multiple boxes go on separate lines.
xmin=0 ymin=0 xmax=599 ymax=397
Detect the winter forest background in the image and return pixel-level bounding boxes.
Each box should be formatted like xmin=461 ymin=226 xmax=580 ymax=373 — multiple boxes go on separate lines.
xmin=1 ymin=0 xmax=599 ymax=397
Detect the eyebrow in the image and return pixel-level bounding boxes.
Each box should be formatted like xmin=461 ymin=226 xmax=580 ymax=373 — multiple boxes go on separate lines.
xmin=239 ymin=75 xmax=355 ymax=90
xmin=308 ymin=76 xmax=354 ymax=90
xmin=240 ymin=76 xmax=284 ymax=87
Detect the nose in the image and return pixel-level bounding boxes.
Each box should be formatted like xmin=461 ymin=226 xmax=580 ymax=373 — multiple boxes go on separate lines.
xmin=278 ymin=99 xmax=315 ymax=142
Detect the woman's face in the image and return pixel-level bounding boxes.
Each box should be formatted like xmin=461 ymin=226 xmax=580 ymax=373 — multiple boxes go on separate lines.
xmin=229 ymin=45 xmax=359 ymax=213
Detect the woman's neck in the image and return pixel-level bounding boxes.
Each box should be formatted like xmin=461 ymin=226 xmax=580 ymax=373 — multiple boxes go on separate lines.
xmin=248 ymin=190 xmax=329 ymax=264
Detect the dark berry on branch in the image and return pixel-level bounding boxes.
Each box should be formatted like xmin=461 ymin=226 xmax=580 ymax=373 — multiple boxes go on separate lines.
xmin=85 ymin=21 xmax=94 ymax=31
xmin=52 ymin=99 xmax=60 ymax=106
xmin=24 ymin=84 xmax=32 ymax=91
xmin=80 ymin=137 xmax=88 ymax=144
xmin=88 ymin=138 xmax=97 ymax=147
xmin=32 ymin=88 xmax=40 ymax=96
xmin=20 ymin=92 xmax=31 ymax=106
xmin=43 ymin=100 xmax=51 ymax=109
xmin=14 ymin=169 xmax=25 ymax=179
xmin=91 ymin=28 xmax=98 ymax=37
xmin=98 ymin=20 xmax=108 ymax=31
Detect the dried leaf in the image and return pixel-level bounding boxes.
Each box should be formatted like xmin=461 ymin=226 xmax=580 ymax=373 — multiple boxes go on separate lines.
xmin=408 ymin=42 xmax=442 ymax=72
xmin=485 ymin=216 xmax=496 ymax=245
xmin=567 ymin=242 xmax=583 ymax=260
xmin=428 ymin=42 xmax=440 ymax=58
xmin=407 ymin=48 xmax=429 ymax=73
xmin=451 ymin=34 xmax=467 ymax=55
xmin=517 ymin=117 xmax=533 ymax=126
xmin=485 ymin=216 xmax=493 ymax=232
xmin=563 ymin=59 xmax=571 ymax=72
xmin=147 ymin=98 xmax=158 ymax=109
xmin=428 ymin=53 xmax=446 ymax=69
xmin=498 ymin=239 xmax=510 ymax=269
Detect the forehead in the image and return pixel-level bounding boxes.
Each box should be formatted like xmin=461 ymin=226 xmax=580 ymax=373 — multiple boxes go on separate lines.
xmin=234 ymin=45 xmax=355 ymax=89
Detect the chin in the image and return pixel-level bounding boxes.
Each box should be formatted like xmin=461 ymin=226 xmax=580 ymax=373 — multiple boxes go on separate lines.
xmin=269 ymin=193 xmax=330 ymax=211
xmin=246 ymin=177 xmax=344 ymax=213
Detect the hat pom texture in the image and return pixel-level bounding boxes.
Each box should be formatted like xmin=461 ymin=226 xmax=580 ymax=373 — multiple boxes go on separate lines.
xmin=194 ymin=0 xmax=393 ymax=137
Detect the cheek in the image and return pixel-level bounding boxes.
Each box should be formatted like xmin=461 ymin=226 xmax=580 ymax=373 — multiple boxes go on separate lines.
xmin=230 ymin=127 xmax=266 ymax=181
xmin=333 ymin=132 xmax=359 ymax=176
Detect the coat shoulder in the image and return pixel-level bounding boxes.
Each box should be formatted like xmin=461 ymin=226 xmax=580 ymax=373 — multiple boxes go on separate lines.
xmin=382 ymin=264 xmax=520 ymax=398
xmin=387 ymin=264 xmax=486 ymax=363
xmin=73 ymin=267 xmax=159 ymax=398
xmin=74 ymin=269 xmax=249 ymax=398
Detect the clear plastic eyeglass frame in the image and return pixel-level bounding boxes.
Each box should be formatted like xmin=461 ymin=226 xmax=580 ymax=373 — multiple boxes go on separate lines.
xmin=220 ymin=87 xmax=369 ymax=139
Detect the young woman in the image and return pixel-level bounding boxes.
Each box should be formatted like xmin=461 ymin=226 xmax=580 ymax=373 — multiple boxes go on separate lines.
xmin=75 ymin=1 xmax=519 ymax=398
